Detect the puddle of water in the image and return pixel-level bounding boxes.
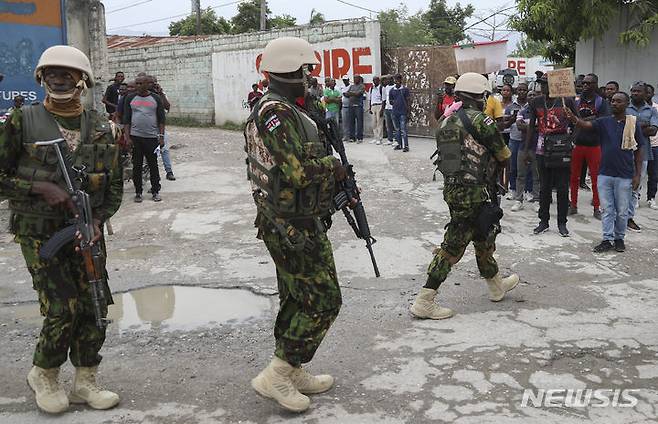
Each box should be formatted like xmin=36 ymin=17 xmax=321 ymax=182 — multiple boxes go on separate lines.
xmin=3 ymin=286 xmax=272 ymax=332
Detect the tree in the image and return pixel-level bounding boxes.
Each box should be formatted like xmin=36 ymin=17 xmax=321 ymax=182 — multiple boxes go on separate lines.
xmin=169 ymin=8 xmax=231 ymax=36
xmin=231 ymin=0 xmax=266 ymax=33
xmin=511 ymin=37 xmax=545 ymax=57
xmin=511 ymin=0 xmax=658 ymax=66
xmin=379 ymin=2 xmax=473 ymax=48
xmin=270 ymin=14 xmax=297 ymax=29
xmin=310 ymin=9 xmax=325 ymax=25
xmin=424 ymin=0 xmax=474 ymax=45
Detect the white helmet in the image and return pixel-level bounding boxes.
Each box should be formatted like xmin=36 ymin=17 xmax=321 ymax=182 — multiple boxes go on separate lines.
xmin=260 ymin=37 xmax=319 ymax=74
xmin=455 ymin=72 xmax=489 ymax=95
xmin=35 ymin=45 xmax=94 ymax=87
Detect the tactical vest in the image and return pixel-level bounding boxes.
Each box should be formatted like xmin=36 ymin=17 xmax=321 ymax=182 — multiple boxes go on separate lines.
xmin=433 ymin=110 xmax=491 ymax=186
xmin=10 ymin=104 xmax=117 ymax=228
xmin=244 ymin=92 xmax=334 ymax=218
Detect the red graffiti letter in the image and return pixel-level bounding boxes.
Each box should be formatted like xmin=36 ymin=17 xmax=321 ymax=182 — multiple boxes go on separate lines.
xmin=331 ymin=48 xmax=350 ymax=79
xmin=352 ymin=47 xmax=372 ymax=76
xmin=323 ymin=50 xmax=331 ymax=78
xmin=311 ymin=51 xmax=322 ymax=77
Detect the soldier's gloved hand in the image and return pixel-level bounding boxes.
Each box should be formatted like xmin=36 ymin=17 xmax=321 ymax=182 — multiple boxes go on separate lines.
xmin=31 ymin=181 xmax=76 ymax=214
xmin=333 ymin=160 xmax=348 ymax=182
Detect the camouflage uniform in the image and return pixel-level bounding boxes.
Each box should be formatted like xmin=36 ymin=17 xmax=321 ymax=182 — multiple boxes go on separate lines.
xmin=245 ymin=92 xmax=341 ymax=367
xmin=0 ymin=105 xmax=123 ymax=369
xmin=426 ymin=106 xmax=511 ymax=289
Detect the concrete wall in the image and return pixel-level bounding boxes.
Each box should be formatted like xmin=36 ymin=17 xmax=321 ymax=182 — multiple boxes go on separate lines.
xmin=107 ymin=20 xmax=381 ymax=125
xmin=576 ymin=10 xmax=658 ymax=90
xmin=66 ymin=0 xmax=109 ymax=112
xmin=212 ymin=21 xmax=381 ymax=125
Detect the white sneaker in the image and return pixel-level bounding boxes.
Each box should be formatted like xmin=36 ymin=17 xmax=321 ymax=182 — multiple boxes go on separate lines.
xmin=534 ymin=203 xmax=540 ymax=213
xmin=510 ymin=201 xmax=524 ymax=212
xmin=523 ymin=192 xmax=533 ymax=202
xmin=505 ymin=190 xmax=516 ymax=201
xmin=369 ymin=139 xmax=377 ymax=144
xmin=375 ymin=140 xmax=382 ymax=145
xmin=648 ymin=199 xmax=658 ymax=210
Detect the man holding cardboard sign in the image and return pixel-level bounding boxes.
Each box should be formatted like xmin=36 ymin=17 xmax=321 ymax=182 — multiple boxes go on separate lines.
xmin=522 ymin=69 xmax=578 ymax=237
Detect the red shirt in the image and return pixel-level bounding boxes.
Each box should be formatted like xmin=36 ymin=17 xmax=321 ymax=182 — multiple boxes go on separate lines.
xmin=437 ymin=94 xmax=456 ymax=117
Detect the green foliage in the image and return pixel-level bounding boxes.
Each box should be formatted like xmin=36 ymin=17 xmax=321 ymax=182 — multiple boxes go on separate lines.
xmin=168 ymin=8 xmax=231 ymax=36
xmin=270 ymin=14 xmax=297 ymax=29
xmin=424 ymin=0 xmax=475 ymax=45
xmin=230 ymin=0 xmax=265 ymax=33
xmin=379 ymin=1 xmax=474 ymax=48
xmin=310 ymin=9 xmax=326 ymax=25
xmin=511 ymin=0 xmax=658 ymax=66
xmin=511 ymin=37 xmax=546 ymax=57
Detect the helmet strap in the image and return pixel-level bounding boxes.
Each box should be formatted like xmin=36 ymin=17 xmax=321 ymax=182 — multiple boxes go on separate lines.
xmin=42 ymin=80 xmax=84 ymax=117
xmin=268 ymin=73 xmax=305 ymax=84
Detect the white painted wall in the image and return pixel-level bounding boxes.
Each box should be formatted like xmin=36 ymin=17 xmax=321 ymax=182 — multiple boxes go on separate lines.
xmin=576 ymin=9 xmax=658 ymax=90
xmin=454 ymin=41 xmax=508 ymax=74
xmin=108 ymin=20 xmax=381 ymax=125
xmin=212 ymin=23 xmax=381 ymax=125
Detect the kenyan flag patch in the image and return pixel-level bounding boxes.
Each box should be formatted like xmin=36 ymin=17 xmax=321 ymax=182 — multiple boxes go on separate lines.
xmin=265 ymin=115 xmax=281 ymax=132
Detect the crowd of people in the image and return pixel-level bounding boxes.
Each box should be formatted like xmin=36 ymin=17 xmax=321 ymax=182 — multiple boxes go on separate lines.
xmin=246 ymin=68 xmax=656 ymax=254
xmin=102 ymin=71 xmax=176 ymax=203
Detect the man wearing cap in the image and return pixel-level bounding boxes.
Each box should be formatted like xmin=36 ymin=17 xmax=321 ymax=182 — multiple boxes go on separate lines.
xmin=411 ymin=72 xmax=519 ymax=319
xmin=244 ymin=37 xmax=349 ymax=413
xmin=339 ymin=75 xmax=351 ymax=141
xmin=0 ymin=46 xmax=122 ymax=414
xmin=435 ymin=76 xmax=457 ymax=120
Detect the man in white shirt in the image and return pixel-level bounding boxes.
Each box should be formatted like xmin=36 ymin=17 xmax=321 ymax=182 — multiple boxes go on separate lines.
xmin=340 ymin=76 xmax=351 ymax=141
xmin=381 ymin=75 xmax=395 ymax=145
xmin=368 ymin=76 xmax=384 ymax=144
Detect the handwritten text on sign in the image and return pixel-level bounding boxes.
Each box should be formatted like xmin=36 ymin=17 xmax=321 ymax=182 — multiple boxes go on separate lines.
xmin=547 ymin=68 xmax=576 ymax=98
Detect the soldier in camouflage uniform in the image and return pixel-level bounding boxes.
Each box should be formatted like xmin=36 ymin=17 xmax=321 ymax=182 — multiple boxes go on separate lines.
xmin=410 ymin=73 xmax=520 ymax=320
xmin=0 ymin=46 xmax=122 ymax=414
xmin=244 ymin=37 xmax=348 ymax=413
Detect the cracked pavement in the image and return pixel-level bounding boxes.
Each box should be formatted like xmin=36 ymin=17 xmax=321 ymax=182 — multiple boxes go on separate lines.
xmin=1 ymin=126 xmax=657 ymax=423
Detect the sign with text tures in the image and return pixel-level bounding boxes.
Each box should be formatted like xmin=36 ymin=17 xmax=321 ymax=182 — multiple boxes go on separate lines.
xmin=547 ymin=68 xmax=576 ymax=98
xmin=0 ymin=0 xmax=67 ymax=113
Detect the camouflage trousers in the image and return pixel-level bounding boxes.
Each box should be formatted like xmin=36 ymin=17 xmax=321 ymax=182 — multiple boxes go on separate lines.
xmin=260 ymin=221 xmax=342 ymax=367
xmin=425 ymin=200 xmax=499 ymax=290
xmin=17 ymin=236 xmax=112 ymax=369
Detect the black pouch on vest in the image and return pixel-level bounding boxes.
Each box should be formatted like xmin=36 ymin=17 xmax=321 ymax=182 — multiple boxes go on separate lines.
xmin=544 ymin=133 xmax=573 ymax=169
xmin=475 ymin=201 xmax=503 ymax=239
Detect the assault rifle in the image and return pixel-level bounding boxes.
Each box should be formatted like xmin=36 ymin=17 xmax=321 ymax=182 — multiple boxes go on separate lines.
xmin=35 ymin=139 xmax=108 ymax=329
xmin=307 ymin=108 xmax=380 ymax=278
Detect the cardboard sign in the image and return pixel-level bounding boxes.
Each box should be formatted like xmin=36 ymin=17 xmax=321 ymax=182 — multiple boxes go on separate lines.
xmin=547 ymin=68 xmax=576 ymax=98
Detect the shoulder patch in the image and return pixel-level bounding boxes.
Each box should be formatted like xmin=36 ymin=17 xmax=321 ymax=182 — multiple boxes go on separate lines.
xmin=264 ymin=115 xmax=281 ymax=132
xmin=483 ymin=115 xmax=495 ymax=126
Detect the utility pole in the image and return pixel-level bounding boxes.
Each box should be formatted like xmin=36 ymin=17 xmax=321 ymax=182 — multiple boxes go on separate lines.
xmin=192 ymin=0 xmax=201 ymax=35
xmin=259 ymin=0 xmax=266 ymax=31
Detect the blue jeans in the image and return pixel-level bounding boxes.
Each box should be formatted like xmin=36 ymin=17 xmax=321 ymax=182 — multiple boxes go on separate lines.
xmin=326 ymin=110 xmax=339 ymax=126
xmin=598 ymin=174 xmax=632 ymax=241
xmin=509 ymin=139 xmax=532 ymax=192
xmin=392 ymin=112 xmax=408 ymax=148
xmin=384 ymin=109 xmax=394 ymax=141
xmin=628 ymin=160 xmax=648 ymax=218
xmin=348 ymin=105 xmax=364 ymax=140
xmin=161 ymin=133 xmax=173 ymax=174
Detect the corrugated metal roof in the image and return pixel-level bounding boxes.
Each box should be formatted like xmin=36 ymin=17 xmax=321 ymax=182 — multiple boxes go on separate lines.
xmin=107 ymin=35 xmax=210 ymax=49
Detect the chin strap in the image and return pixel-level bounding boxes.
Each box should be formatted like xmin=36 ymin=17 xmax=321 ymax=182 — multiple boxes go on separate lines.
xmin=42 ymin=75 xmax=88 ymax=103
xmin=268 ymin=73 xmax=305 ymax=84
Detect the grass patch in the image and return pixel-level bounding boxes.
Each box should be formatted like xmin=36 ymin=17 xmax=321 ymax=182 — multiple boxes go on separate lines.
xmin=167 ymin=117 xmax=245 ymax=132
xmin=167 ymin=116 xmax=214 ymax=127
xmin=217 ymin=121 xmax=245 ymax=131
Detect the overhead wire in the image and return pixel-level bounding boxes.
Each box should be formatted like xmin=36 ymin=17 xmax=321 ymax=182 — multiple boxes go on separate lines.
xmin=107 ymin=0 xmax=245 ymax=31
xmin=106 ymin=0 xmax=153 ymax=14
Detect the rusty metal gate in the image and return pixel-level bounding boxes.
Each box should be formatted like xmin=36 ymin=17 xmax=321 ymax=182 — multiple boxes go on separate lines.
xmin=382 ymin=46 xmax=458 ymax=137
